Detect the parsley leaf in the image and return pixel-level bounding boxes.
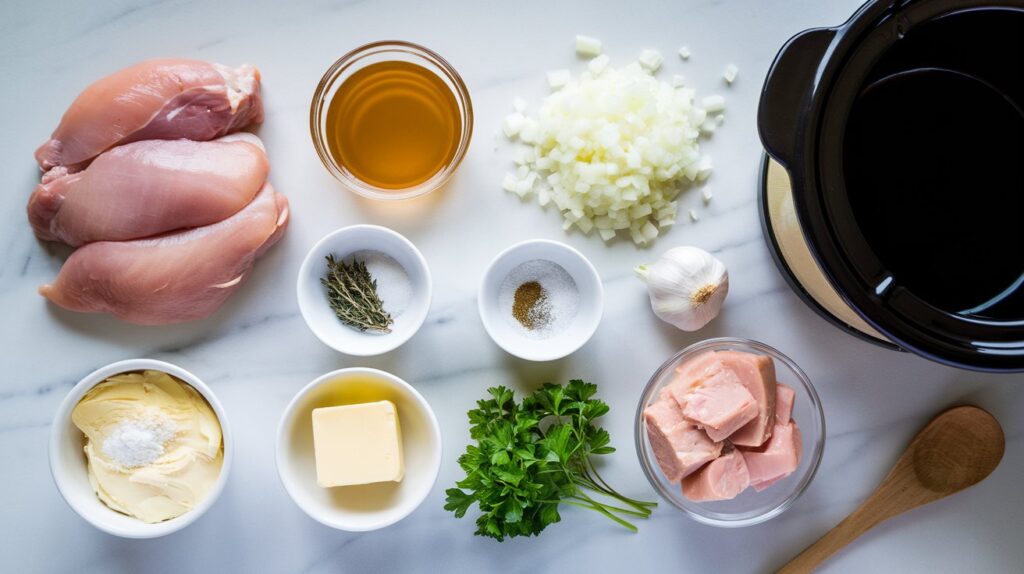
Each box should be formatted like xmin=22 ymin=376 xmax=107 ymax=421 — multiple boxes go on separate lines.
xmin=445 ymin=381 xmax=656 ymax=541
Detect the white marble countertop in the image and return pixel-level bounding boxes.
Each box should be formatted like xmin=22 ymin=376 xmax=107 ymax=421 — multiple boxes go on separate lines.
xmin=2 ymin=0 xmax=1021 ymax=572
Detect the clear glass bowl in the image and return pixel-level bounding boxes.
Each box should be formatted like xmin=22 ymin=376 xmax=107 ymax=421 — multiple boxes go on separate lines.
xmin=309 ymin=41 xmax=473 ymax=201
xmin=634 ymin=337 xmax=825 ymax=527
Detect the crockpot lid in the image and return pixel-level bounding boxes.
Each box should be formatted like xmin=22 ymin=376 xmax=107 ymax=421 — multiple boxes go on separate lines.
xmin=793 ymin=0 xmax=1024 ymax=371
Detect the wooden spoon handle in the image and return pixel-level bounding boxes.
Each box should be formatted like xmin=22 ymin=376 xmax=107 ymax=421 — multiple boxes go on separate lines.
xmin=780 ymin=406 xmax=1004 ymax=573
xmin=777 ymin=494 xmax=894 ymax=574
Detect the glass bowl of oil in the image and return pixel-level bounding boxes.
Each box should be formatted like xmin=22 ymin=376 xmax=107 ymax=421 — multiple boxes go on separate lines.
xmin=311 ymin=41 xmax=473 ymax=201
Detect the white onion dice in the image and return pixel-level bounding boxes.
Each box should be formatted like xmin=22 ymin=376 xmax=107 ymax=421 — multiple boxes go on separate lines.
xmin=502 ymin=56 xmax=722 ymax=245
xmin=575 ymin=35 xmax=603 ymax=57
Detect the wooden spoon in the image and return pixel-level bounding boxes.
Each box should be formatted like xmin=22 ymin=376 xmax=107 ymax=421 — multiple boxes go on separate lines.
xmin=779 ymin=405 xmax=1004 ymax=573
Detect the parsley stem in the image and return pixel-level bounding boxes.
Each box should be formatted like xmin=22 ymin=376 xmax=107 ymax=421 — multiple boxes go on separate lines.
xmin=580 ymin=462 xmax=657 ymax=511
xmin=562 ymin=499 xmax=639 ymax=533
xmin=566 ymin=467 xmax=651 ymax=522
xmin=575 ymin=484 xmax=653 ymax=517
xmin=571 ymin=494 xmax=650 ymax=518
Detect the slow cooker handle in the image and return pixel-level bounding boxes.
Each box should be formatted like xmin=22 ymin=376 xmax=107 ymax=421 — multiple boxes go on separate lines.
xmin=758 ymin=28 xmax=837 ymax=170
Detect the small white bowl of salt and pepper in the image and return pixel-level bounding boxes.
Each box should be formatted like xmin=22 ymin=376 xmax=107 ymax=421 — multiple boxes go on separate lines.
xmin=479 ymin=239 xmax=604 ymax=361
xmin=297 ymin=225 xmax=432 ymax=356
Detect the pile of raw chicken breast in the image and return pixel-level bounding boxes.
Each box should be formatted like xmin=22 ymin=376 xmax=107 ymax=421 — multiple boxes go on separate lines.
xmin=28 ymin=59 xmax=289 ymax=325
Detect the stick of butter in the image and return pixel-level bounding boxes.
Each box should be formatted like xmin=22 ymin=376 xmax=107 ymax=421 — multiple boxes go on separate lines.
xmin=311 ymin=400 xmax=404 ymax=488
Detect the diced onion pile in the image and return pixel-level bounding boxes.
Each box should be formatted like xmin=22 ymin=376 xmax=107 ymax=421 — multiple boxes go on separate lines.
xmin=502 ymin=56 xmax=722 ymax=245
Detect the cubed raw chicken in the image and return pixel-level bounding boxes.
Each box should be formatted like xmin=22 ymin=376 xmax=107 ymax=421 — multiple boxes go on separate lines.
xmin=28 ymin=134 xmax=268 ymax=246
xmin=751 ymin=474 xmax=785 ymax=493
xmin=674 ymin=349 xmax=724 ymax=380
xmin=708 ymin=351 xmax=777 ymax=447
xmin=742 ymin=421 xmax=803 ymax=490
xmin=682 ymin=447 xmax=751 ymax=502
xmin=35 ymin=59 xmax=262 ymax=174
xmin=775 ymin=383 xmax=796 ymax=423
xmin=662 ymin=350 xmax=725 ymax=407
xmin=652 ymin=351 xmax=801 ymax=500
xmin=657 ymin=384 xmax=677 ymax=404
xmin=645 ymin=396 xmax=686 ymax=429
xmin=682 ymin=370 xmax=758 ymax=442
xmin=644 ymin=399 xmax=722 ymax=483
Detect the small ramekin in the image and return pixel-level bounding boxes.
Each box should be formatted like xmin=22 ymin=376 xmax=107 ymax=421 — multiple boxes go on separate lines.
xmin=297 ymin=225 xmax=432 ymax=356
xmin=634 ymin=337 xmax=825 ymax=527
xmin=276 ymin=368 xmax=442 ymax=531
xmin=310 ymin=40 xmax=474 ymax=201
xmin=478 ymin=239 xmax=604 ymax=362
xmin=49 ymin=359 xmax=232 ymax=538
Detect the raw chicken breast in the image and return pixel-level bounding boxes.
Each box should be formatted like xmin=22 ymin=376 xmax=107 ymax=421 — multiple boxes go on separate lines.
xmin=28 ymin=133 xmax=269 ymax=246
xmin=38 ymin=183 xmax=288 ymax=325
xmin=35 ymin=59 xmax=262 ymax=173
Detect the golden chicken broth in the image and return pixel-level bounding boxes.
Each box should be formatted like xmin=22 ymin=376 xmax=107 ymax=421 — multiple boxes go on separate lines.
xmin=325 ymin=61 xmax=461 ymax=190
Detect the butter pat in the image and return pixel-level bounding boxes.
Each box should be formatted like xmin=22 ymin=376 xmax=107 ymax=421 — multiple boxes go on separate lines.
xmin=312 ymin=401 xmax=404 ymax=488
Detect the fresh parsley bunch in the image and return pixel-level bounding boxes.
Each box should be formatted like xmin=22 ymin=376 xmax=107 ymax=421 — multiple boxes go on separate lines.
xmin=444 ymin=380 xmax=655 ymax=541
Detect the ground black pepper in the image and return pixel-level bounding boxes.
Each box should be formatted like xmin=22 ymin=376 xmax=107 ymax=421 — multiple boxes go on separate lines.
xmin=512 ymin=281 xmax=551 ymax=330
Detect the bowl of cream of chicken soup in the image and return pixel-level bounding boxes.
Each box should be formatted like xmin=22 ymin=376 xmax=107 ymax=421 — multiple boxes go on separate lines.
xmin=49 ymin=359 xmax=232 ymax=538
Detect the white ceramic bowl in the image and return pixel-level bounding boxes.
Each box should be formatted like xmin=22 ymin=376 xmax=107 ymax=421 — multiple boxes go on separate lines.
xmin=49 ymin=359 xmax=233 ymax=538
xmin=297 ymin=225 xmax=432 ymax=356
xmin=276 ymin=368 xmax=442 ymax=531
xmin=479 ymin=239 xmax=604 ymax=361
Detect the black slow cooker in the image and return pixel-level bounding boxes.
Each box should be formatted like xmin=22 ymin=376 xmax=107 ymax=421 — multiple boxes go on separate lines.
xmin=757 ymin=0 xmax=1024 ymax=372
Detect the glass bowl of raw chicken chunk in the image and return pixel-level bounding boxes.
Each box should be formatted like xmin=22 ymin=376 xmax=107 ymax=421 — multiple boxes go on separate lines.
xmin=635 ymin=337 xmax=824 ymax=527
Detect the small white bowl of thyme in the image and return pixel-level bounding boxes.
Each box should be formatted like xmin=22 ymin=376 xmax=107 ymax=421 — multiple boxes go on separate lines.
xmin=479 ymin=239 xmax=604 ymax=361
xmin=298 ymin=225 xmax=432 ymax=356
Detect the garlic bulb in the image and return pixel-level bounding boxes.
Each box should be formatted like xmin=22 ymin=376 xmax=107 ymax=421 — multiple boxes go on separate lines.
xmin=634 ymin=246 xmax=728 ymax=331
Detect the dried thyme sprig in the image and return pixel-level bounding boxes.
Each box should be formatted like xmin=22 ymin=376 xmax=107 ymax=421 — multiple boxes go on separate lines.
xmin=321 ymin=255 xmax=394 ymax=333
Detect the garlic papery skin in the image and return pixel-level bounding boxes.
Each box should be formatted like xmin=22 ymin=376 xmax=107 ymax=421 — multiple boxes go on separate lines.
xmin=634 ymin=246 xmax=729 ymax=331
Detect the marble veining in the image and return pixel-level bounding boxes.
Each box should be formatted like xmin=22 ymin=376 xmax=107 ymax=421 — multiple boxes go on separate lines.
xmin=2 ymin=0 xmax=1022 ymax=572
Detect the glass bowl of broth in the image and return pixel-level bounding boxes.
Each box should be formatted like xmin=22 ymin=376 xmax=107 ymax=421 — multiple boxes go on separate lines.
xmin=311 ymin=41 xmax=473 ymax=200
